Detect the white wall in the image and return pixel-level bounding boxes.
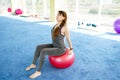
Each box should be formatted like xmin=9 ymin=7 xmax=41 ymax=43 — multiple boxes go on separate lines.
xmin=11 ymin=0 xmax=26 ymax=14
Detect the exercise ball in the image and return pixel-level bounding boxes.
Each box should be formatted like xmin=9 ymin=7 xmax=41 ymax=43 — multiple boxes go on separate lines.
xmin=114 ymin=19 xmax=120 ymax=34
xmin=49 ymin=48 xmax=75 ymax=68
xmin=8 ymin=8 xmax=12 ymax=12
xmin=15 ymin=9 xmax=23 ymax=15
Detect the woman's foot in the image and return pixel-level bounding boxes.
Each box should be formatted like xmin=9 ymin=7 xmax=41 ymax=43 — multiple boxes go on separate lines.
xmin=29 ymin=71 xmax=41 ymax=79
xmin=25 ymin=64 xmax=36 ymax=71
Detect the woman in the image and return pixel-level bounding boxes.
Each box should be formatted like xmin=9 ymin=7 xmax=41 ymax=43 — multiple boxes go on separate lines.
xmin=25 ymin=10 xmax=73 ymax=79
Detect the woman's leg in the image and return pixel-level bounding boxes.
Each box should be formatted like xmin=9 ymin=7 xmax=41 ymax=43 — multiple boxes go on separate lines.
xmin=26 ymin=44 xmax=53 ymax=71
xmin=37 ymin=48 xmax=65 ymax=71
xmin=32 ymin=44 xmax=53 ymax=64
xmin=29 ymin=48 xmax=65 ymax=78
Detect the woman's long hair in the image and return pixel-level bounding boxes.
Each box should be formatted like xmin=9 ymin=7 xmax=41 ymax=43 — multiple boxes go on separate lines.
xmin=53 ymin=10 xmax=67 ymax=39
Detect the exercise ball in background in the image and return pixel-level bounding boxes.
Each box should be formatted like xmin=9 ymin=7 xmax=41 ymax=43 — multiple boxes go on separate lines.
xmin=113 ymin=19 xmax=120 ymax=34
xmin=8 ymin=8 xmax=12 ymax=12
xmin=15 ymin=9 xmax=23 ymax=15
xmin=49 ymin=48 xmax=75 ymax=68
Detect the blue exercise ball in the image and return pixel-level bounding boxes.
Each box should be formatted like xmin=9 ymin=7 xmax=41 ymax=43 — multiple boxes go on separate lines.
xmin=114 ymin=19 xmax=120 ymax=34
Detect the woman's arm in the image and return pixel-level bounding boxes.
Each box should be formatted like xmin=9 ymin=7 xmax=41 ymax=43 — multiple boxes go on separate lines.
xmin=64 ymin=24 xmax=73 ymax=51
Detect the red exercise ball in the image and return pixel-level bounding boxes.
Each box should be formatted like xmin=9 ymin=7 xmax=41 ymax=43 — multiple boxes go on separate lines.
xmin=49 ymin=48 xmax=75 ymax=68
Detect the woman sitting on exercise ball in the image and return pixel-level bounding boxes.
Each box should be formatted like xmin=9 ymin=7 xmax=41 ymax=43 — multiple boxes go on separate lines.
xmin=25 ymin=10 xmax=73 ymax=79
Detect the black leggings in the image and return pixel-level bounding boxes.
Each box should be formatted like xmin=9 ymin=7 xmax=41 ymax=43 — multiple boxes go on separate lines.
xmin=32 ymin=44 xmax=66 ymax=71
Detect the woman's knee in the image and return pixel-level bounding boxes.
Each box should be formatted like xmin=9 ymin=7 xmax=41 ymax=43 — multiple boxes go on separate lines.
xmin=36 ymin=45 xmax=42 ymax=50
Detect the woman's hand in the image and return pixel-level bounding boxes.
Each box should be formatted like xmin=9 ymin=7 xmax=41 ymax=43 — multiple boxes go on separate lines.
xmin=68 ymin=49 xmax=73 ymax=55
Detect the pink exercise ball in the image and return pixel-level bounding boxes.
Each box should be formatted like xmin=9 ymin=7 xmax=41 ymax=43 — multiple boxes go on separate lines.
xmin=8 ymin=8 xmax=12 ymax=12
xmin=15 ymin=9 xmax=23 ymax=15
xmin=49 ymin=48 xmax=75 ymax=68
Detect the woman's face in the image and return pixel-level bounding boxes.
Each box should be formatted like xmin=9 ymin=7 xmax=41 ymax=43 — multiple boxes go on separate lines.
xmin=56 ymin=13 xmax=65 ymax=22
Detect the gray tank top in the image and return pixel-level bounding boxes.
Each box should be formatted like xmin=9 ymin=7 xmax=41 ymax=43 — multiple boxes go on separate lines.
xmin=51 ymin=26 xmax=66 ymax=49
